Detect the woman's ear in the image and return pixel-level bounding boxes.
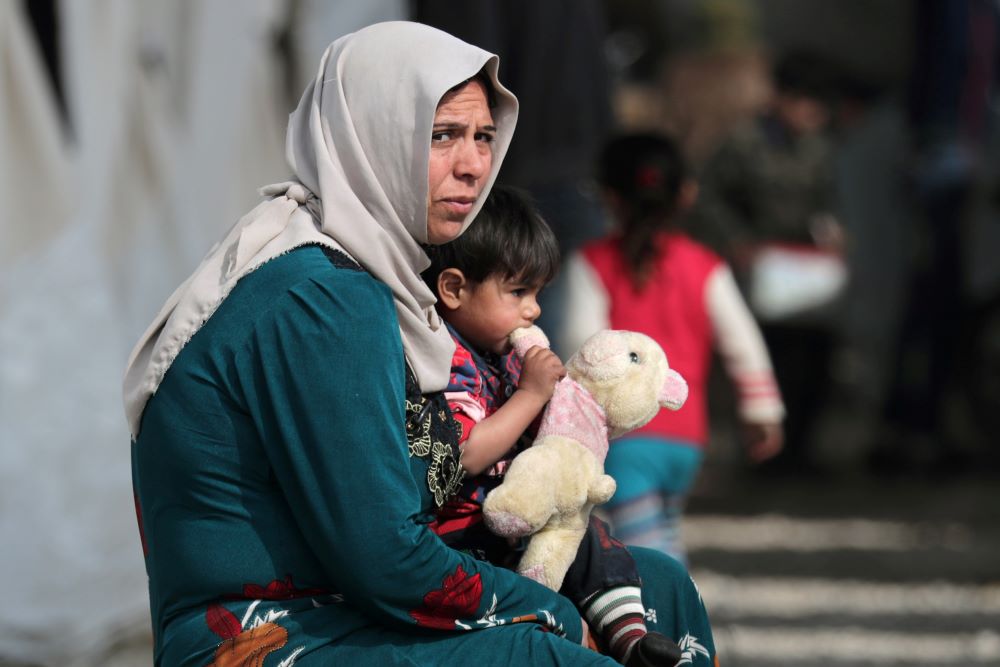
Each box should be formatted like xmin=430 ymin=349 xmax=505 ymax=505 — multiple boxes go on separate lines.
xmin=436 ymin=268 xmax=467 ymax=310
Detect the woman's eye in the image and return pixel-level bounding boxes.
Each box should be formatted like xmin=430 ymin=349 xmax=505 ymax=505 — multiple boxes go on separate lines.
xmin=431 ymin=131 xmax=452 ymax=142
xmin=476 ymin=132 xmax=495 ymax=143
xmin=629 ymin=352 xmax=640 ymax=364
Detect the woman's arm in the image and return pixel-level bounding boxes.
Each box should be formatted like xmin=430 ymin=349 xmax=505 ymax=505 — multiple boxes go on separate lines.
xmin=240 ymin=267 xmax=583 ymax=641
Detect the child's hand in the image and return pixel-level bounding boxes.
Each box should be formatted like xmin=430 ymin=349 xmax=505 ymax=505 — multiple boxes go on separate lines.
xmin=518 ymin=346 xmax=566 ymax=402
xmin=742 ymin=421 xmax=784 ymax=463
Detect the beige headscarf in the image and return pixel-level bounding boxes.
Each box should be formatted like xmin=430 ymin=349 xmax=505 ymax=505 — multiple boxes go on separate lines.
xmin=123 ymin=21 xmax=518 ymax=438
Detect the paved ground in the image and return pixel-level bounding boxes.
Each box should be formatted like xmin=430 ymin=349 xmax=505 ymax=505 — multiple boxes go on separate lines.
xmin=686 ymin=462 xmax=1000 ymax=667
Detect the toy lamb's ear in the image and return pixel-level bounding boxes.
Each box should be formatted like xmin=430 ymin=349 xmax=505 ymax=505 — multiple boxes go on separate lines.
xmin=659 ymin=368 xmax=688 ymax=411
xmin=509 ymin=325 xmax=550 ymax=358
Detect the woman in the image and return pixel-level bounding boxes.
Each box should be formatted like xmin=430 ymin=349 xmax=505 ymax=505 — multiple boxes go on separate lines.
xmin=124 ymin=22 xmax=716 ymax=666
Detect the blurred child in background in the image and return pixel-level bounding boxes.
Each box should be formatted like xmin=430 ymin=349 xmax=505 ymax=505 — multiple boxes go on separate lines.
xmin=561 ymin=133 xmax=786 ymax=564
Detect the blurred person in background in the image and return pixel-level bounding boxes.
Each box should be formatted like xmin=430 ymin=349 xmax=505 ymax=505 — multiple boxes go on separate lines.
xmin=688 ymin=50 xmax=846 ymax=475
xmin=562 ymin=133 xmax=785 ymax=564
xmin=869 ymin=0 xmax=1000 ymax=474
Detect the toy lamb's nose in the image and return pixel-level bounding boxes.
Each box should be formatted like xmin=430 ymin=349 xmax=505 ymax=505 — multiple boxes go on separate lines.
xmin=659 ymin=368 xmax=688 ymax=410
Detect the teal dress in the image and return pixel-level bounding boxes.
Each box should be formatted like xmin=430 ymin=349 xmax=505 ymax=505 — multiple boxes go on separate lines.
xmin=131 ymin=246 xmax=716 ymax=666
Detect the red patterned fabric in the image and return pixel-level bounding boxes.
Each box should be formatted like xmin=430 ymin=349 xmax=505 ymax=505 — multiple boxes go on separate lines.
xmin=409 ymin=565 xmax=484 ymax=629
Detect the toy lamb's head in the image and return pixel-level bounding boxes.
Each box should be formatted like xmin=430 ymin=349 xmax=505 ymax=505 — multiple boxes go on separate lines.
xmin=566 ymin=330 xmax=688 ymax=439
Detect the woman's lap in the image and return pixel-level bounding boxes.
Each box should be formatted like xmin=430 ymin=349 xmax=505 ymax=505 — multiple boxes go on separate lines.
xmin=630 ymin=546 xmax=716 ymax=663
xmin=283 ymin=549 xmax=715 ymax=665
xmin=293 ymin=620 xmax=616 ymax=666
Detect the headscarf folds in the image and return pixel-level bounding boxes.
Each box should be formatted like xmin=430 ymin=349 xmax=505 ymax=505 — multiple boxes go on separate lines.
xmin=123 ymin=21 xmax=518 ymax=438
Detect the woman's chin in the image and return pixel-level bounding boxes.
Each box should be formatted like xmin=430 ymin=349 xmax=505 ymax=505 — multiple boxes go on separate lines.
xmin=426 ymin=214 xmax=466 ymax=244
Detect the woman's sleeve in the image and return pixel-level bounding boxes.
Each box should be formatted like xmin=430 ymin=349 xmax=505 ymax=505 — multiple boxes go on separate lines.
xmin=705 ymin=264 xmax=785 ymax=423
xmin=560 ymin=252 xmax=610 ymax=356
xmin=238 ymin=270 xmax=583 ymax=642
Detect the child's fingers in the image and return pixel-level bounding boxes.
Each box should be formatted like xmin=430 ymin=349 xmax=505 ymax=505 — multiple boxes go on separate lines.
xmin=743 ymin=422 xmax=783 ymax=462
xmin=523 ymin=347 xmax=565 ymax=372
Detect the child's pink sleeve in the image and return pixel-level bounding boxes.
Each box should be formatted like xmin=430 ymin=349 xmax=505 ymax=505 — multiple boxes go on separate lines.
xmin=445 ymin=391 xmax=486 ymax=445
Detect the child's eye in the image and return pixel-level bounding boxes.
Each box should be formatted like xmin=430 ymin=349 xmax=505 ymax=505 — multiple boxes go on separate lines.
xmin=511 ymin=288 xmax=526 ymax=297
xmin=629 ymin=352 xmax=640 ymax=364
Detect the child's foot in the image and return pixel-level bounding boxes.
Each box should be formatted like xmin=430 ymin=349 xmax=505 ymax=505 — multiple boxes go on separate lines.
xmin=624 ymin=631 xmax=683 ymax=667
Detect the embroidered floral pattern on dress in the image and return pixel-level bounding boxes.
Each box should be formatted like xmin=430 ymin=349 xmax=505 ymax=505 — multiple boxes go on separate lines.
xmin=404 ymin=368 xmax=464 ymax=507
xmin=205 ymin=577 xmax=340 ymax=666
xmin=676 ymin=634 xmax=711 ymax=665
xmin=206 ymin=604 xmax=290 ymax=667
xmin=238 ymin=576 xmax=330 ymax=601
xmin=409 ymin=565 xmax=484 ymax=629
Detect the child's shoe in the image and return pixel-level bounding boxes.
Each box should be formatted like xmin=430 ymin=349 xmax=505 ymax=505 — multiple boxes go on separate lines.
xmin=624 ymin=631 xmax=683 ymax=667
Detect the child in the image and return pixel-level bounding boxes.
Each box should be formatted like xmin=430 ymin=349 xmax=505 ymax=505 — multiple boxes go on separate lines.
xmin=423 ymin=185 xmax=683 ymax=667
xmin=562 ymin=133 xmax=786 ymax=564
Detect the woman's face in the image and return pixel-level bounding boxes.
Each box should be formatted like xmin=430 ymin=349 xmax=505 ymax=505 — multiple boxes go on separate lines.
xmin=426 ymin=79 xmax=496 ymax=245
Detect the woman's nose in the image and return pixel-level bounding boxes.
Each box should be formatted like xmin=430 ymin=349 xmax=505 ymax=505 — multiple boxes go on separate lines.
xmin=454 ymin=140 xmax=490 ymax=181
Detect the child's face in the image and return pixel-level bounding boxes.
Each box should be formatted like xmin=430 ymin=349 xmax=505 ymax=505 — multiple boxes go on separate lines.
xmin=450 ymin=274 xmax=543 ymax=354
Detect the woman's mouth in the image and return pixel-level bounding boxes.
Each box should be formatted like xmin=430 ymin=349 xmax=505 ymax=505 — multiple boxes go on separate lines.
xmin=441 ymin=198 xmax=475 ymax=216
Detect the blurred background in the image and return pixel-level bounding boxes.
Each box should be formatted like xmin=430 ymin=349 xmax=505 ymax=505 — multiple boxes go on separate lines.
xmin=1 ymin=1 xmax=998 ymax=665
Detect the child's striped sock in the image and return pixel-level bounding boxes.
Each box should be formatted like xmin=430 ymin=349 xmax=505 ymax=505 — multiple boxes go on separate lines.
xmin=582 ymin=586 xmax=647 ymax=664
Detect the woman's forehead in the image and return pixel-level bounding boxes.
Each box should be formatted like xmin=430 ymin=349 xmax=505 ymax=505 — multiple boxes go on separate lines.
xmin=435 ymin=79 xmax=493 ymax=120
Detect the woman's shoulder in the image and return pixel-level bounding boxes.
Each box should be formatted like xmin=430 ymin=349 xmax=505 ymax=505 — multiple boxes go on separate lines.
xmin=216 ymin=245 xmax=399 ymax=342
xmin=240 ymin=245 xmax=391 ymax=305
xmin=250 ymin=244 xmax=363 ymax=282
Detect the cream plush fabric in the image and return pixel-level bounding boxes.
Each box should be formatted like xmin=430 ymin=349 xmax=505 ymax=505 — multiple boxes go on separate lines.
xmin=483 ymin=326 xmax=688 ymax=590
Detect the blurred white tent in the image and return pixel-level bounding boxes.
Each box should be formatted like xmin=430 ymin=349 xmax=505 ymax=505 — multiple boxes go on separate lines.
xmin=0 ymin=1 xmax=402 ymax=664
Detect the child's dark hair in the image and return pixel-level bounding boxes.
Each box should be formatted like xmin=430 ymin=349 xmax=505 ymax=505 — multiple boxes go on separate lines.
xmin=598 ymin=132 xmax=688 ymax=288
xmin=423 ymin=184 xmax=560 ymax=291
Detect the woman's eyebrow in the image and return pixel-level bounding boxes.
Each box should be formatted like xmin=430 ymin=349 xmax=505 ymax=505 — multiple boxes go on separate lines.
xmin=432 ymin=121 xmax=498 ymax=132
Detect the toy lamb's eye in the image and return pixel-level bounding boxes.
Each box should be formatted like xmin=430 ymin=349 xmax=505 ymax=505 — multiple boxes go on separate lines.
xmin=629 ymin=352 xmax=640 ymax=364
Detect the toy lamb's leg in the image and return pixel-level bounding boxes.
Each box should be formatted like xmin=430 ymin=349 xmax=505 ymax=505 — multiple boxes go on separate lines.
xmin=482 ymin=481 xmax=554 ymax=538
xmin=481 ymin=440 xmax=567 ymax=538
xmin=517 ymin=525 xmax=588 ymax=591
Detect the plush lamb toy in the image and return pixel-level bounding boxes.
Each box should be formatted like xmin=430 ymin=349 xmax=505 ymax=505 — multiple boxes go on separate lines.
xmin=483 ymin=325 xmax=688 ymax=590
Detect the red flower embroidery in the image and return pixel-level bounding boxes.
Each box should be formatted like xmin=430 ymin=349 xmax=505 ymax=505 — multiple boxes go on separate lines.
xmin=241 ymin=575 xmax=328 ymax=600
xmin=409 ymin=565 xmax=484 ymax=629
xmin=206 ymin=604 xmax=243 ymax=640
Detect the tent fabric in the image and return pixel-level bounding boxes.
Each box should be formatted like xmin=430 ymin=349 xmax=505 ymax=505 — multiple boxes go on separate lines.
xmin=0 ymin=1 xmax=405 ymax=663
